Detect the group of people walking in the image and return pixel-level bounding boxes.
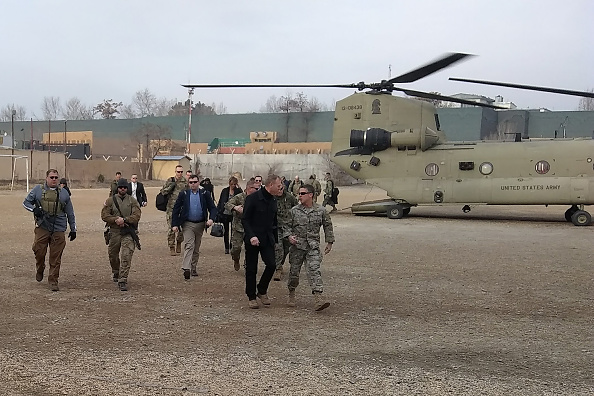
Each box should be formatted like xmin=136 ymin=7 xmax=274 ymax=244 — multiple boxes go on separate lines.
xmin=23 ymin=166 xmax=336 ymax=311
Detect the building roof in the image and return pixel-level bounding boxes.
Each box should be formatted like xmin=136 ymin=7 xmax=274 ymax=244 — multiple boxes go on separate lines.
xmin=153 ymin=155 xmax=190 ymax=161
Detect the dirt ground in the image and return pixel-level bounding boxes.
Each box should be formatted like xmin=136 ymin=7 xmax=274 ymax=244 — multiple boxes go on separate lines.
xmin=0 ymin=185 xmax=592 ymax=395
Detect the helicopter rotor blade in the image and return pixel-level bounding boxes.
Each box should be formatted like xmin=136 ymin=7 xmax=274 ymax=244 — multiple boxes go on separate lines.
xmin=181 ymin=83 xmax=360 ymax=89
xmin=397 ymin=88 xmax=503 ymax=109
xmin=388 ymin=53 xmax=473 ymax=84
xmin=449 ymin=78 xmax=594 ymax=98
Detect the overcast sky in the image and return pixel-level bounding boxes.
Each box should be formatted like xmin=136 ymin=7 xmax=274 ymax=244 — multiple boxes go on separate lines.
xmin=2 ymin=0 xmax=592 ymax=118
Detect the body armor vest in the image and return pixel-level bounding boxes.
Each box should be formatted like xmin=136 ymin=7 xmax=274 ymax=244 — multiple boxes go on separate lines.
xmin=40 ymin=187 xmax=64 ymax=215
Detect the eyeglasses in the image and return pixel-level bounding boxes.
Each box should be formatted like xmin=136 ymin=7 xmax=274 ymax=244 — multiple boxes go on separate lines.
xmin=176 ymin=171 xmax=183 ymax=173
xmin=298 ymin=192 xmax=311 ymax=195
xmin=118 ymin=186 xmax=128 ymax=189
xmin=188 ymin=181 xmax=199 ymax=184
xmin=131 ymin=177 xmax=137 ymax=180
xmin=255 ymin=179 xmax=262 ymax=182
xmin=49 ymin=176 xmax=59 ymax=179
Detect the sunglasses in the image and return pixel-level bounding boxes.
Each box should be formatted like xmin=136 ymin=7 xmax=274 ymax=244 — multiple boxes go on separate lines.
xmin=118 ymin=186 xmax=128 ymax=189
xmin=188 ymin=181 xmax=199 ymax=184
xmin=298 ymin=192 xmax=311 ymax=195
xmin=49 ymin=176 xmax=59 ymax=179
xmin=255 ymin=179 xmax=262 ymax=182
xmin=176 ymin=171 xmax=183 ymax=173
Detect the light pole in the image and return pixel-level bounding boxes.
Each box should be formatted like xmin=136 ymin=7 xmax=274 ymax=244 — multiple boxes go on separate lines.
xmin=11 ymin=109 xmax=15 ymax=179
xmin=64 ymin=120 xmax=67 ymax=177
xmin=187 ymin=88 xmax=194 ymax=155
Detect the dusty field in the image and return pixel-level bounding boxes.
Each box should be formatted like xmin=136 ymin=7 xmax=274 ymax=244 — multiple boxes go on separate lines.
xmin=0 ymin=185 xmax=592 ymax=395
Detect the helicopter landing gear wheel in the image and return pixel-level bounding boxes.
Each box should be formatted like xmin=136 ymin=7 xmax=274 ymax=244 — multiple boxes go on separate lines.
xmin=387 ymin=204 xmax=405 ymax=219
xmin=564 ymin=205 xmax=579 ymax=222
xmin=571 ymin=210 xmax=591 ymax=226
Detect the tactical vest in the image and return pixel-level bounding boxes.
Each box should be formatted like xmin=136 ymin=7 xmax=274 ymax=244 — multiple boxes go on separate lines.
xmin=40 ymin=186 xmax=64 ymax=215
xmin=111 ymin=194 xmax=133 ymax=218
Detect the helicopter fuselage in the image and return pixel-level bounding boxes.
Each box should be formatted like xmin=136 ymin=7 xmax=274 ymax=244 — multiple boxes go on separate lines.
xmin=331 ymin=92 xmax=594 ymax=207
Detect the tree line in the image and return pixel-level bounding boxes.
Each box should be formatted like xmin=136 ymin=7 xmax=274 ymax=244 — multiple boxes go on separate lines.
xmin=0 ymin=89 xmax=334 ymax=122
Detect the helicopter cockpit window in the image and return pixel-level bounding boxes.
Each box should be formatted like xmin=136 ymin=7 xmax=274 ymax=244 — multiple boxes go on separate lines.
xmin=434 ymin=114 xmax=441 ymax=131
xmin=425 ymin=163 xmax=439 ymax=177
xmin=479 ymin=162 xmax=493 ymax=175
xmin=535 ymin=160 xmax=550 ymax=175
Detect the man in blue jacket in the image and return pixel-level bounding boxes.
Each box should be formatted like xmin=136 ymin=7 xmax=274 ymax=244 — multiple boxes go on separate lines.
xmin=23 ymin=168 xmax=76 ymax=291
xmin=171 ymin=174 xmax=217 ymax=280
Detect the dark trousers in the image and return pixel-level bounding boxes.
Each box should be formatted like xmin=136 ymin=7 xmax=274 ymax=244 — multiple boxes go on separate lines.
xmin=244 ymin=242 xmax=276 ymax=299
xmin=222 ymin=219 xmax=231 ymax=250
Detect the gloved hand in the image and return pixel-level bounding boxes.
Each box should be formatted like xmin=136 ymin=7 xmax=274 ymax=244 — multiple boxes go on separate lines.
xmin=68 ymin=231 xmax=77 ymax=241
xmin=33 ymin=207 xmax=44 ymax=218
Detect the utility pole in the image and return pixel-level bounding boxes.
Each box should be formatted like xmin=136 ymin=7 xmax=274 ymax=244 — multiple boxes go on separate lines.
xmin=47 ymin=120 xmax=51 ymax=170
xmin=187 ymin=87 xmax=194 ymax=155
xmin=64 ymin=120 xmax=67 ymax=178
xmin=11 ymin=109 xmax=15 ymax=179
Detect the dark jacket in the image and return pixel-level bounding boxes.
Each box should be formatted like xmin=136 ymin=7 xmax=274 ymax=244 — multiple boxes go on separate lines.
xmin=127 ymin=181 xmax=147 ymax=206
xmin=241 ymin=187 xmax=278 ymax=246
xmin=199 ymin=179 xmax=215 ymax=201
xmin=171 ymin=187 xmax=218 ymax=228
xmin=217 ymin=186 xmax=243 ymax=221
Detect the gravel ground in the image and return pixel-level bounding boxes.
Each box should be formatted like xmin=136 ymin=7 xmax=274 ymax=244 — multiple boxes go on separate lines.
xmin=0 ymin=185 xmax=592 ymax=395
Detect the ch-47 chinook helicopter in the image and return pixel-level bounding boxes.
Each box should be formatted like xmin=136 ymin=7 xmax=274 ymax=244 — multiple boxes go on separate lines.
xmin=183 ymin=53 xmax=594 ymax=226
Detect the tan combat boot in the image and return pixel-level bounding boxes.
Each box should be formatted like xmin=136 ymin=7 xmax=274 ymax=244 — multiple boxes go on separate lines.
xmin=273 ymin=268 xmax=282 ymax=281
xmin=176 ymin=241 xmax=182 ymax=254
xmin=314 ymin=292 xmax=330 ymax=311
xmin=288 ymin=290 xmax=296 ymax=307
xmin=170 ymin=246 xmax=177 ymax=256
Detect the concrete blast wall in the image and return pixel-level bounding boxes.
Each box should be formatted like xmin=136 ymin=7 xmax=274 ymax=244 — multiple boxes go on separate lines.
xmin=193 ymin=154 xmax=334 ymax=182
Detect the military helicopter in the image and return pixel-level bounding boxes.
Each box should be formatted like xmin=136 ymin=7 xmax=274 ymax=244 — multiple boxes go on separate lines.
xmin=183 ymin=53 xmax=594 ymax=226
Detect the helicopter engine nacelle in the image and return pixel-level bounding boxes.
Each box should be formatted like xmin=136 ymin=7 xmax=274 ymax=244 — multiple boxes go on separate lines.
xmin=350 ymin=126 xmax=440 ymax=152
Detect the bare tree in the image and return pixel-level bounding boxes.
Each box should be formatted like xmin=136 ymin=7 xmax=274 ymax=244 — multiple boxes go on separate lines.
xmin=0 ymin=104 xmax=27 ymax=121
xmin=132 ymin=123 xmax=173 ymax=180
xmin=260 ymin=95 xmax=281 ymax=113
xmin=215 ymin=102 xmax=228 ymax=115
xmin=94 ymin=99 xmax=123 ymax=119
xmin=62 ymin=97 xmax=94 ymax=120
xmin=578 ymin=89 xmax=594 ymax=111
xmin=119 ymin=104 xmax=137 ymax=119
xmin=42 ymin=96 xmax=62 ymax=120
xmin=154 ymin=97 xmax=175 ymax=117
xmin=133 ymin=88 xmax=157 ymax=117
xmin=168 ymin=100 xmax=189 ymax=116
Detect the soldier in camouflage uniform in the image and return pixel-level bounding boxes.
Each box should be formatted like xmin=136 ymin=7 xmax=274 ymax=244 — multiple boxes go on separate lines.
xmin=160 ymin=165 xmax=188 ymax=255
xmin=273 ymin=182 xmax=298 ymax=281
xmin=101 ymin=178 xmax=141 ymax=291
xmin=109 ymin=171 xmax=122 ymax=196
xmin=322 ymin=172 xmax=337 ymax=212
xmin=287 ymin=183 xmax=335 ymax=311
xmin=225 ymin=179 xmax=258 ymax=271
xmin=305 ymin=174 xmax=322 ymax=202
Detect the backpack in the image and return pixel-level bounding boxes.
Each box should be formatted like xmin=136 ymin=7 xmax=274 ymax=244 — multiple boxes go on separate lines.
xmin=156 ymin=177 xmax=175 ymax=211
xmin=332 ymin=187 xmax=339 ymax=198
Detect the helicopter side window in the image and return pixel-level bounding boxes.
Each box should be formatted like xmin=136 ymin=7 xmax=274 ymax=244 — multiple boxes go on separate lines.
xmin=425 ymin=163 xmax=439 ymax=176
xmin=535 ymin=160 xmax=550 ymax=175
xmin=434 ymin=114 xmax=441 ymax=131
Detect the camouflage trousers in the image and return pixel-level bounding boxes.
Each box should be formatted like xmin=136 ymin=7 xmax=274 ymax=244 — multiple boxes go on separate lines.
xmin=108 ymin=231 xmax=136 ymax=283
xmin=166 ymin=210 xmax=184 ymax=248
xmin=230 ymin=229 xmax=244 ymax=261
xmin=287 ymin=246 xmax=323 ymax=293
xmin=32 ymin=227 xmax=66 ymax=285
xmin=274 ymin=236 xmax=291 ymax=270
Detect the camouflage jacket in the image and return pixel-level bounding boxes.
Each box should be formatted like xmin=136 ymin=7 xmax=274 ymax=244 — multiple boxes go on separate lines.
xmin=277 ymin=190 xmax=298 ymax=237
xmin=160 ymin=177 xmax=188 ymax=212
xmin=305 ymin=178 xmax=322 ymax=196
xmin=288 ymin=203 xmax=334 ymax=250
xmin=225 ymin=192 xmax=247 ymax=233
xmin=324 ymin=179 xmax=334 ymax=196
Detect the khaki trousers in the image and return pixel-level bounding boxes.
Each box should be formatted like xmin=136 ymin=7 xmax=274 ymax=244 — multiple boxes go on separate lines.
xmin=32 ymin=227 xmax=66 ymax=284
xmin=108 ymin=231 xmax=136 ymax=283
xmin=181 ymin=221 xmax=206 ymax=271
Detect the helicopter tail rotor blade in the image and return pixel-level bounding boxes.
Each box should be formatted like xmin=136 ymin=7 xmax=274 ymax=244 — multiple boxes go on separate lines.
xmin=398 ymin=88 xmax=503 ymax=109
xmin=449 ymin=78 xmax=594 ymax=98
xmin=388 ymin=53 xmax=474 ymax=84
